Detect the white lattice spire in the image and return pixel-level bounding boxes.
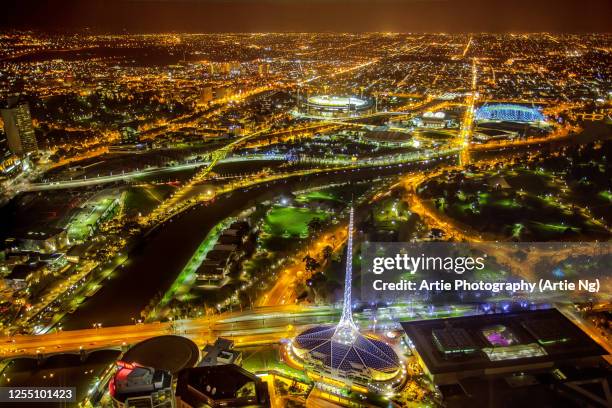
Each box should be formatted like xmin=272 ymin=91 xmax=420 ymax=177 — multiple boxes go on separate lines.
xmin=333 ymin=207 xmax=359 ymax=344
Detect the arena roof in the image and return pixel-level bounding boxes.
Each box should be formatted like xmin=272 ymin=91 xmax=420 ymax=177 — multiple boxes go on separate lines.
xmin=122 ymin=335 xmax=200 ymax=374
xmin=307 ymin=95 xmax=369 ymax=108
xmin=475 ymin=103 xmax=545 ymax=122
xmin=293 ymin=324 xmax=401 ymax=376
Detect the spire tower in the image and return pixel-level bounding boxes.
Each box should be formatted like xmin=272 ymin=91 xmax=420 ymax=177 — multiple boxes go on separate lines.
xmin=333 ymin=207 xmax=359 ymax=344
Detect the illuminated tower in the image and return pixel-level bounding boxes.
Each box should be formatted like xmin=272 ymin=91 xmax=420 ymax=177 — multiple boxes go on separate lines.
xmin=332 ymin=207 xmax=359 ymax=345
xmin=291 ymin=206 xmax=402 ymax=386
xmin=1 ymin=96 xmax=38 ymax=157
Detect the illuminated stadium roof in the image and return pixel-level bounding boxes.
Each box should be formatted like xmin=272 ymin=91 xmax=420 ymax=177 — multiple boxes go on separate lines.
xmin=306 ymin=95 xmax=369 ymax=108
xmin=293 ymin=325 xmax=401 ymax=380
xmin=292 ymin=208 xmax=402 ymax=383
xmin=475 ymin=103 xmax=545 ymax=122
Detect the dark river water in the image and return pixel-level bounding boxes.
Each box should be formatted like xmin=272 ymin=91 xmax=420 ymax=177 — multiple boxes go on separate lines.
xmin=61 ymin=158 xmax=453 ymax=329
xmin=60 ymin=121 xmax=612 ymax=330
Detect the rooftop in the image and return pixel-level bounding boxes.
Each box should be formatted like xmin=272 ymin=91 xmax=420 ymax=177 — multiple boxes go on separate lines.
xmin=109 ymin=362 xmax=172 ymax=404
xmin=199 ymin=338 xmax=241 ymax=367
xmin=307 ymin=95 xmax=369 ymax=108
xmin=175 ymin=364 xmax=270 ymax=407
xmin=122 ymin=335 xmax=200 ymax=375
xmin=401 ymin=309 xmax=607 ymax=375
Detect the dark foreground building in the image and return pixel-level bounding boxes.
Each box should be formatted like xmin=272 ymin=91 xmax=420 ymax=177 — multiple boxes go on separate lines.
xmin=401 ymin=308 xmax=611 ymax=407
xmin=109 ymin=362 xmax=174 ymax=408
xmin=175 ymin=364 xmax=270 ymax=407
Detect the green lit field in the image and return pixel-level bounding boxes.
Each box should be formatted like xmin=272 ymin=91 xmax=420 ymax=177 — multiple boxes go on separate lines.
xmin=419 ymin=167 xmax=611 ymax=241
xmin=373 ymin=199 xmax=410 ymax=227
xmin=295 ymin=190 xmax=340 ymax=204
xmin=599 ymin=190 xmax=612 ymax=202
xmin=263 ymin=206 xmax=330 ymax=238
xmin=67 ymin=196 xmax=118 ymax=241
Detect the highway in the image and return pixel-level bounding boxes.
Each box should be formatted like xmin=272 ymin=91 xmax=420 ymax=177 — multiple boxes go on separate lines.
xmin=142 ymin=146 xmax=459 ymax=228
xmin=5 ymin=302 xmax=601 ymax=364
xmin=0 ymin=304 xmax=432 ymax=358
xmin=0 ymin=305 xmax=314 ymax=357
xmin=21 ymin=154 xmax=287 ymax=191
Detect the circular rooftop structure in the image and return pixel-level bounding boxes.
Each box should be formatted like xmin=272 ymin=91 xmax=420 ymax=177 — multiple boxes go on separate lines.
xmin=475 ymin=104 xmax=545 ymax=123
xmin=307 ymin=95 xmax=369 ymax=109
xmin=300 ymin=95 xmax=373 ymax=118
xmin=122 ymin=335 xmax=200 ymax=374
xmin=292 ymin=324 xmax=402 ymax=382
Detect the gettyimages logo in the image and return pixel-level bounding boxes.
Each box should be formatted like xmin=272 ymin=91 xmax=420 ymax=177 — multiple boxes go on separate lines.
xmin=372 ymin=253 xmax=486 ymax=275
xmin=361 ymin=242 xmax=611 ymax=303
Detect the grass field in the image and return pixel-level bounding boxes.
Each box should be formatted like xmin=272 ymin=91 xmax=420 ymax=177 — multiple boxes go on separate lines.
xmin=422 ymin=167 xmax=610 ymax=240
xmin=373 ymin=199 xmax=410 ymax=227
xmin=295 ymin=190 xmax=340 ymax=204
xmin=263 ymin=206 xmax=329 ymax=238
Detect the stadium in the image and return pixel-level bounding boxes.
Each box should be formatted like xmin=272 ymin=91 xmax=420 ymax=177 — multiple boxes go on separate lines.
xmin=298 ymin=95 xmax=374 ymax=118
xmin=289 ymin=209 xmax=404 ymax=391
xmin=475 ymin=103 xmax=545 ymax=123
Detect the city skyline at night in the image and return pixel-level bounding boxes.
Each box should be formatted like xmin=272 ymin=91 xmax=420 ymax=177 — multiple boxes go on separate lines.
xmin=1 ymin=0 xmax=612 ymax=33
xmin=0 ymin=2 xmax=610 ymax=407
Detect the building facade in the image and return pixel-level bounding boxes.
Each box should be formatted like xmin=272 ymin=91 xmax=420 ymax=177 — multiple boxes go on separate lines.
xmin=0 ymin=128 xmax=21 ymax=178
xmin=109 ymin=361 xmax=174 ymax=408
xmin=1 ymin=96 xmax=38 ymax=157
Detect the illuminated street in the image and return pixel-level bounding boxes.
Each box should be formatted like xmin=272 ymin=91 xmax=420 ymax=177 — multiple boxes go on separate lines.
xmin=0 ymin=9 xmax=610 ymax=408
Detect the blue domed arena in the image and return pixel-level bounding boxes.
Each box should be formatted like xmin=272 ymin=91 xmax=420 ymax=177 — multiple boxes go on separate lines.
xmin=476 ymin=104 xmax=545 ymax=123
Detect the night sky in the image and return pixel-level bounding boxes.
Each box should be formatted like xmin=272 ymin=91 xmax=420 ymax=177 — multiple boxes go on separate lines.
xmin=1 ymin=0 xmax=611 ymax=33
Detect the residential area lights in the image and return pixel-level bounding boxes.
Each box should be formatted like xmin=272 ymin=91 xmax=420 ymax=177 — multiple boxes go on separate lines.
xmin=0 ymin=31 xmax=609 ymax=408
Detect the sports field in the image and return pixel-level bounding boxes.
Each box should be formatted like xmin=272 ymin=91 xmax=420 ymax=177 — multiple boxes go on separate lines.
xmin=263 ymin=206 xmax=329 ymax=238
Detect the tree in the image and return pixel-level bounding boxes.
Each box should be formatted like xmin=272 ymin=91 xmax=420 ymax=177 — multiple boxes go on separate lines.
xmin=302 ymin=254 xmax=320 ymax=273
xmin=307 ymin=217 xmax=323 ymax=236
xmin=322 ymin=245 xmax=333 ymax=261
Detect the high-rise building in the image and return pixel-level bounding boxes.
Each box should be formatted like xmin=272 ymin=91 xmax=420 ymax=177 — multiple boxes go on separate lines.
xmin=0 ymin=127 xmax=21 ymax=178
xmin=1 ymin=96 xmax=38 ymax=157
xmin=221 ymin=62 xmax=231 ymax=75
xmin=258 ymin=63 xmax=270 ymax=76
